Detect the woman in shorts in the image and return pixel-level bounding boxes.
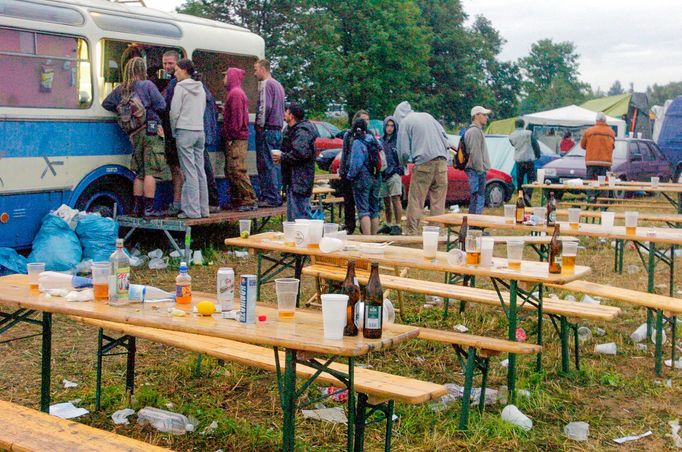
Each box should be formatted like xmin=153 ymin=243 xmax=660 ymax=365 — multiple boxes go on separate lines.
xmin=378 ymin=116 xmax=403 ymax=234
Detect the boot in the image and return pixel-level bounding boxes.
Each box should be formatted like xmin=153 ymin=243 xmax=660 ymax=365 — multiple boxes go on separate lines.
xmin=133 ymin=196 xmax=144 ymax=217
xmin=143 ymin=197 xmax=161 ymax=218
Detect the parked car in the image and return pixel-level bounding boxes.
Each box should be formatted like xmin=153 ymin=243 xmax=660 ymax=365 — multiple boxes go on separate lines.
xmin=316 ymin=147 xmax=342 ymax=172
xmin=311 ymin=121 xmax=343 ymax=155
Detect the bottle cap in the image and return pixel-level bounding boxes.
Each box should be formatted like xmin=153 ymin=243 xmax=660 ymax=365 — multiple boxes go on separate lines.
xmin=258 ymin=315 xmax=266 ymax=322
xmin=116 ymin=238 xmax=124 ymax=247
xmin=179 ymin=262 xmax=188 ymax=272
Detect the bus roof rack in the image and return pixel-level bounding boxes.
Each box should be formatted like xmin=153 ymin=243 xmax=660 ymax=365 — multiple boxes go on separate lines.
xmin=109 ymin=0 xmax=146 ymax=6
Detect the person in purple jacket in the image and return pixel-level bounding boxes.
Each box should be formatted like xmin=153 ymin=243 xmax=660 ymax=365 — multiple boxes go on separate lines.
xmin=102 ymin=57 xmax=166 ymax=218
xmin=254 ymin=59 xmax=285 ymax=207
xmin=222 ymin=67 xmax=258 ymax=212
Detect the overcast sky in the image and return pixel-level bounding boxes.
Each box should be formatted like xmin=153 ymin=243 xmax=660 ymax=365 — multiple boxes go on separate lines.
xmin=147 ymin=0 xmax=681 ymax=92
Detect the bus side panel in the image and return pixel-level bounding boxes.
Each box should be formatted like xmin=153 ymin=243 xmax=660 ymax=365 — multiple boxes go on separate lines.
xmin=0 ymin=190 xmax=70 ymax=249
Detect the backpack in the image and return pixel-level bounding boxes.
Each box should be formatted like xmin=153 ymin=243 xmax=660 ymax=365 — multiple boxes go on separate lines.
xmin=364 ymin=137 xmax=386 ymax=177
xmin=454 ymin=127 xmax=470 ymax=170
xmin=116 ymin=88 xmax=146 ymax=135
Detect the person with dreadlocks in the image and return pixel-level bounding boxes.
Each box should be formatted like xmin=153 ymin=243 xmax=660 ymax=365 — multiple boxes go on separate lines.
xmin=346 ymin=118 xmax=382 ymax=235
xmin=103 ymin=56 xmax=166 ymax=217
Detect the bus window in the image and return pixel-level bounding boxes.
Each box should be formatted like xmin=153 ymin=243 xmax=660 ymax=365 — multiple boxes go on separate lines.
xmin=192 ymin=50 xmax=259 ymax=112
xmin=0 ymin=27 xmax=92 ymax=108
xmin=100 ymin=39 xmax=183 ymax=99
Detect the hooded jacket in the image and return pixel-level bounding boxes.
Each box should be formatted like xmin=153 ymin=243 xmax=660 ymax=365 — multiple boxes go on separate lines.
xmin=393 ymin=101 xmax=450 ymax=166
xmin=281 ymin=120 xmax=319 ymax=196
xmin=170 ymin=78 xmax=206 ymax=134
xmin=581 ymin=122 xmax=615 ymax=167
xmin=222 ymin=68 xmax=249 ymax=141
xmin=164 ymin=77 xmax=220 ymax=147
xmin=381 ymin=116 xmax=403 ymax=179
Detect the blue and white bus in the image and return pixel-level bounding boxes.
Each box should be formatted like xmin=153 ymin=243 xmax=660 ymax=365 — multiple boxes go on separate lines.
xmin=0 ymin=0 xmax=264 ymax=249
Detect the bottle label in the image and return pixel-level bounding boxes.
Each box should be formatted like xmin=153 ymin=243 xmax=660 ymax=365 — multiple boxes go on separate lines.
xmin=116 ymin=267 xmax=130 ymax=299
xmin=365 ymin=305 xmax=382 ymax=330
xmin=176 ymin=284 xmax=191 ymax=299
xmin=549 ymin=211 xmax=556 ymax=223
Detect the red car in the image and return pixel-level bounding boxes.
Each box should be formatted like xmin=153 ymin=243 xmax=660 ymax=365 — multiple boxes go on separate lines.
xmin=329 ymin=153 xmax=514 ymax=207
xmin=311 ymin=121 xmax=343 ymax=155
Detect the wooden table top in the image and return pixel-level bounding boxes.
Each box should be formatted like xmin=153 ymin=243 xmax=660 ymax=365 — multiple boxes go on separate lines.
xmin=314 ymin=173 xmax=340 ymax=182
xmin=425 ymin=213 xmax=682 ymax=245
xmin=524 ymin=208 xmax=682 ymax=223
xmin=312 ymin=186 xmax=336 ymax=196
xmin=524 ymin=182 xmax=682 ymax=193
xmin=0 ymin=275 xmax=418 ymax=357
xmin=226 ymin=233 xmax=591 ymax=285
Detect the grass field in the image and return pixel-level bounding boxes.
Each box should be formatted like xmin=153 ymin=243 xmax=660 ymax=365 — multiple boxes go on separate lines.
xmin=1 ymin=199 xmax=682 ymax=451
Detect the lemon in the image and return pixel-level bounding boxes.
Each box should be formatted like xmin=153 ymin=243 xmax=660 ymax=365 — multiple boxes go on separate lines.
xmin=240 ymin=231 xmax=250 ymax=239
xmin=196 ymin=301 xmax=216 ymax=316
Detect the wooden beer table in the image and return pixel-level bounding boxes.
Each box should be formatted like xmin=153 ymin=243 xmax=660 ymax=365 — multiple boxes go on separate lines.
xmin=0 ymin=275 xmax=417 ymax=452
xmin=226 ymin=233 xmax=591 ymax=400
xmin=524 ymin=207 xmax=682 ymax=228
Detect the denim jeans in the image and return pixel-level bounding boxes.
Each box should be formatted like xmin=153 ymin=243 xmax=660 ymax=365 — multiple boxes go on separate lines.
xmin=286 ymin=186 xmax=311 ymax=221
xmin=465 ymin=168 xmax=486 ymax=214
xmin=352 ymin=173 xmax=382 ymax=220
xmin=256 ymin=129 xmax=283 ymax=205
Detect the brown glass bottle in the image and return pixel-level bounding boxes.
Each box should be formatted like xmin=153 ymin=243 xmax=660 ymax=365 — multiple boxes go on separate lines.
xmin=458 ymin=216 xmax=469 ymax=251
xmin=546 ymin=192 xmax=557 ymax=226
xmin=363 ymin=263 xmax=383 ymax=339
xmin=515 ymin=190 xmax=525 ymax=224
xmin=342 ymin=261 xmax=360 ymax=336
xmin=548 ymin=224 xmax=563 ymax=274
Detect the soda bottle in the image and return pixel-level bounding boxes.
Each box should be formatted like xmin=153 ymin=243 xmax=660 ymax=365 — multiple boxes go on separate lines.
xmin=546 ymin=192 xmax=557 ymax=226
xmin=109 ymin=238 xmax=130 ymax=306
xmin=548 ymin=224 xmax=563 ymax=274
xmin=342 ymin=261 xmax=360 ymax=336
xmin=515 ymin=190 xmax=526 ymax=224
xmin=363 ymin=263 xmax=383 ymax=339
xmin=176 ymin=262 xmax=192 ymax=304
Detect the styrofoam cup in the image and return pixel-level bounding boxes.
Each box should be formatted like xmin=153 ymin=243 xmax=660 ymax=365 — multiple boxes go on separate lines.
xmin=321 ymin=294 xmax=348 ymax=340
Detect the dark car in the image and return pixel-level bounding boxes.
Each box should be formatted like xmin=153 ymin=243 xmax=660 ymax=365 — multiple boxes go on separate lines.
xmin=316 ymin=147 xmax=341 ymax=172
xmin=541 ymin=138 xmax=672 ymax=185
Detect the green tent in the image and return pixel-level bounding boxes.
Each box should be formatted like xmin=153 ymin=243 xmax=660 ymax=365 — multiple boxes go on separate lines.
xmin=581 ymin=93 xmax=652 ymax=138
xmin=485 ymin=116 xmax=518 ymax=135
xmin=580 ymin=93 xmax=631 ymax=118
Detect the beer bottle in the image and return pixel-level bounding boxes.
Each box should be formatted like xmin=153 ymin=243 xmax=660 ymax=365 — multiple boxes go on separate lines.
xmin=548 ymin=224 xmax=563 ymax=274
xmin=363 ymin=263 xmax=383 ymax=339
xmin=515 ymin=190 xmax=526 ymax=224
xmin=546 ymin=192 xmax=557 ymax=226
xmin=458 ymin=216 xmax=469 ymax=251
xmin=342 ymin=261 xmax=360 ymax=336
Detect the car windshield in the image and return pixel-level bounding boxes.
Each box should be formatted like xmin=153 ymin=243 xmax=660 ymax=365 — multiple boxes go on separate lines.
xmin=565 ymin=144 xmax=585 ymax=157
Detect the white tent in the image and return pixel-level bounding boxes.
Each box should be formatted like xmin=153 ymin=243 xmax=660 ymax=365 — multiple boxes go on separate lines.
xmin=523 ymin=105 xmax=626 ymax=137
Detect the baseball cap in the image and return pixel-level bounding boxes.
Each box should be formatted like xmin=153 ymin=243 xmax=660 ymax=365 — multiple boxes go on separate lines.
xmin=471 ymin=106 xmax=492 ymax=116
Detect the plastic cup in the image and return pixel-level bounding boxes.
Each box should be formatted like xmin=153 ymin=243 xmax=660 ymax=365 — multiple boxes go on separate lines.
xmin=532 ymin=206 xmax=545 ymax=225
xmin=562 ymin=241 xmax=578 ymax=274
xmin=568 ymin=208 xmax=581 ymax=229
xmin=597 ymin=175 xmax=606 ymax=185
xmin=423 ymin=230 xmax=439 ymax=259
xmin=283 ymin=221 xmax=296 ymax=246
xmin=91 ymin=262 xmax=110 ymax=300
xmin=275 ymin=278 xmax=299 ymax=320
xmin=271 ymin=149 xmax=282 ymax=158
xmin=600 ymin=211 xmax=615 ymax=228
xmin=536 ymin=168 xmax=545 ymax=185
xmin=651 ymin=176 xmax=660 ymax=188
xmin=608 ymin=177 xmax=616 ymax=188
xmin=465 ymin=230 xmax=482 ymax=265
xmin=624 ymin=211 xmax=638 ymax=235
xmin=307 ymin=220 xmax=324 ymax=249
xmin=319 ymin=237 xmax=344 ymax=253
xmin=504 ymin=204 xmax=515 ymax=223
xmin=323 ymin=223 xmax=339 ymax=236
xmin=327 ymin=230 xmax=348 ymax=245
xmin=480 ymin=237 xmax=494 ymax=267
xmin=321 ymin=294 xmax=348 ymax=340
xmin=506 ymin=240 xmax=524 ymax=270
xmin=294 ymin=223 xmax=309 ymax=248
xmin=423 ymin=225 xmax=440 ymax=233
xmin=239 ymin=219 xmax=252 ymax=238
xmin=27 ymin=262 xmax=45 ymax=290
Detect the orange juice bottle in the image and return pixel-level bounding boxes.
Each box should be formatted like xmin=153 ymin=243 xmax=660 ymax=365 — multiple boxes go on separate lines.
xmin=175 ymin=262 xmax=192 ymax=304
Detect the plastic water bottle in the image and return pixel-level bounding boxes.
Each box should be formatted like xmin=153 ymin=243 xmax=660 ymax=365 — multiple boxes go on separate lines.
xmin=109 ymin=238 xmax=130 ymax=306
xmin=175 ymin=262 xmax=191 ymax=304
xmin=128 ymin=284 xmax=176 ymax=303
xmin=136 ymin=407 xmax=194 ymax=434
xmin=38 ymin=271 xmax=92 ymax=290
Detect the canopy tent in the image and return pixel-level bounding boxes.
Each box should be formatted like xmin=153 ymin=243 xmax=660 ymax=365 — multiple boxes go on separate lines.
xmin=523 ymin=105 xmax=626 ymax=136
xmin=581 ymin=93 xmax=630 ymax=117
xmin=581 ymin=93 xmax=652 ymax=138
xmin=485 ymin=117 xmax=518 ymax=135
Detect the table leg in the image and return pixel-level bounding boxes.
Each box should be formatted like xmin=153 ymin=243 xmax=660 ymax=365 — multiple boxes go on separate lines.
xmin=281 ymin=349 xmax=297 ymax=452
xmin=560 ymin=316 xmax=570 ymax=374
xmin=536 ymin=286 xmax=543 ymax=373
xmin=346 ymin=357 xmax=356 ymax=452
xmin=655 ymin=310 xmax=664 ymax=377
xmin=507 ymin=280 xmax=518 ymax=404
xmin=184 ymin=226 xmax=192 ymax=263
xmin=646 ymin=242 xmax=656 ymax=339
xmin=40 ymin=312 xmax=52 ymax=413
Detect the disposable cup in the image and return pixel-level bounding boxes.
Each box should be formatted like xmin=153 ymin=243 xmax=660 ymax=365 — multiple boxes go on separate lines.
xmin=327 ymin=230 xmax=348 ymax=245
xmin=597 ymin=175 xmax=606 ymax=185
xmin=600 ymin=212 xmax=615 ymax=228
xmin=319 ymin=237 xmax=344 ymax=253
xmin=563 ymin=241 xmax=578 ymax=256
xmin=275 ymin=278 xmax=299 ymax=319
xmin=27 ymin=262 xmax=45 ymax=289
xmin=283 ymin=221 xmax=296 ymax=246
xmin=423 ymin=225 xmax=440 ymax=235
xmin=323 ymin=223 xmax=339 ymax=236
xmin=503 ymin=204 xmax=515 ymax=223
xmin=465 ymin=230 xmax=482 ymax=266
xmin=321 ymin=294 xmax=348 ymax=340
xmin=608 ymin=177 xmax=616 ymax=188
xmin=594 ymin=342 xmax=617 ymax=355
xmin=294 ymin=223 xmax=309 ymax=248
xmin=536 ymin=169 xmax=545 ymax=185
xmin=307 ymin=220 xmax=324 ymax=248
xmin=506 ymin=240 xmax=523 ymax=270
xmin=91 ymin=262 xmax=110 ymax=300
xmin=532 ymin=206 xmax=545 ymax=225
xmin=239 ymin=219 xmax=252 ymax=238
xmin=480 ymin=237 xmax=494 ymax=267
xmin=271 ymin=149 xmax=282 ymax=158
xmin=651 ymin=176 xmax=660 ymax=188
xmin=624 ymin=211 xmax=638 ymax=235
xmin=423 ymin=230 xmax=439 ymax=259
xmin=568 ymin=208 xmax=581 ymax=228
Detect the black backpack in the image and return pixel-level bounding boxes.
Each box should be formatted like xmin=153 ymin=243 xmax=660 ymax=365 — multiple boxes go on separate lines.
xmin=454 ymin=127 xmax=470 ymax=170
xmin=365 ymin=137 xmax=383 ymax=177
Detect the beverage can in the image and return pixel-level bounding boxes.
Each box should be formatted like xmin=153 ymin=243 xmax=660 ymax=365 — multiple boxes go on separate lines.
xmin=239 ymin=274 xmax=257 ymax=324
xmin=217 ymin=268 xmax=235 ymax=312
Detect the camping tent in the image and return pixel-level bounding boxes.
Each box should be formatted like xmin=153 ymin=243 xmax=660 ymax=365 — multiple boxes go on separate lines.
xmin=485 ymin=117 xmax=518 ymax=135
xmin=581 ymin=93 xmax=652 ymax=139
xmin=523 ymin=105 xmax=626 ymax=136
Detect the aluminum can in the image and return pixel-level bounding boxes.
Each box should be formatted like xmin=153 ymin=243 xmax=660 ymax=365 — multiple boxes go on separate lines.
xmin=217 ymin=268 xmax=235 ymax=311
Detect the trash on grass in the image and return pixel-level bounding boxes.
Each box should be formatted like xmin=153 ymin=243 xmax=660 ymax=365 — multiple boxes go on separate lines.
xmin=665 ymin=359 xmax=682 ymax=369
xmin=613 ymin=430 xmax=652 ymax=444
xmin=62 ymin=379 xmax=78 ymax=388
xmin=112 ymin=408 xmax=135 ymax=425
xmin=301 ymin=406 xmax=347 ymax=424
xmin=453 ymin=324 xmax=468 ymax=333
xmin=425 ymin=295 xmax=444 ymax=306
xmin=169 ymin=250 xmax=182 ymax=258
xmin=564 ymin=421 xmax=589 ymax=441
xmin=577 ymin=327 xmax=592 ymax=343
xmin=147 ymin=249 xmax=163 ymax=259
xmin=669 ymin=419 xmax=682 ymax=448
xmin=636 ymin=343 xmax=648 ymax=351
xmin=515 ymin=328 xmax=528 ymax=342
xmin=564 ymin=294 xmax=576 ymax=302
xmin=581 ymin=295 xmax=600 ymax=305
xmin=501 ymin=405 xmax=532 ymax=431
xmin=630 ymin=323 xmax=667 ymax=344
xmin=49 ymin=402 xmax=89 ymax=419
xmin=595 ymin=343 xmax=617 ymax=355
xmin=595 ymin=328 xmax=606 ymax=337
xmin=201 ymin=420 xmax=218 ymax=435
xmin=137 ymin=406 xmax=194 ymax=434
xmin=234 ymin=251 xmax=249 ymax=259
xmin=500 ymin=359 xmax=509 ymax=368
xmin=320 ymin=386 xmax=348 ymax=403
xmin=148 ymin=257 xmax=169 ymax=270
xmin=192 ymin=250 xmax=204 ymax=266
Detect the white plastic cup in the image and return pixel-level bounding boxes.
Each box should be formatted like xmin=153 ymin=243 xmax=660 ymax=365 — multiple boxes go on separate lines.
xmin=536 ymin=169 xmax=545 ymax=185
xmin=624 ymin=211 xmax=638 ymax=235
xmin=27 ymin=262 xmax=45 ymax=289
xmin=594 ymin=342 xmax=617 ymax=355
xmin=651 ymin=176 xmax=660 ymax=188
xmin=239 ymin=219 xmax=252 ymax=237
xmin=597 ymin=175 xmax=606 ymax=185
xmin=532 ymin=206 xmax=545 ymax=225
xmin=319 ymin=237 xmax=344 ymax=253
xmin=423 ymin=230 xmax=439 ymax=259
xmin=294 ymin=223 xmax=309 ymax=248
xmin=563 ymin=241 xmax=578 ymax=257
xmin=327 ymin=230 xmax=348 ymax=245
xmin=501 ymin=405 xmax=533 ymax=431
xmin=283 ymin=221 xmax=296 ymax=246
xmin=271 ymin=149 xmax=282 ymax=158
xmin=608 ymin=177 xmax=616 ymax=188
xmin=506 ymin=240 xmax=523 ymax=270
xmin=423 ymin=225 xmax=440 ymax=233
xmin=323 ymin=223 xmax=339 ymax=236
xmin=307 ymin=220 xmax=324 ymax=248
xmin=321 ymin=294 xmax=348 ymax=340
xmin=480 ymin=237 xmax=494 ymax=267
xmin=564 ymin=421 xmax=589 ymax=442
xmin=503 ymin=204 xmax=515 ymax=223
xmin=568 ymin=208 xmax=581 ymax=228
xmin=275 ymin=278 xmax=299 ymax=319
xmin=600 ymin=211 xmax=615 ymax=228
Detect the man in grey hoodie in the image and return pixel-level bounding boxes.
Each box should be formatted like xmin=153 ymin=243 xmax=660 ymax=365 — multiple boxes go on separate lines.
xmin=464 ymin=106 xmax=492 ymax=214
xmin=170 ymin=59 xmax=208 ymax=219
xmin=394 ymin=101 xmax=453 ymax=235
xmin=509 ymin=118 xmax=540 ymax=205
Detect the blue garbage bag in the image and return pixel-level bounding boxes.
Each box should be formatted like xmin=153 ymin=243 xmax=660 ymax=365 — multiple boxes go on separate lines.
xmin=28 ymin=214 xmax=82 ymax=271
xmin=0 ymin=247 xmax=28 ymax=276
xmin=76 ymin=214 xmax=119 ymax=262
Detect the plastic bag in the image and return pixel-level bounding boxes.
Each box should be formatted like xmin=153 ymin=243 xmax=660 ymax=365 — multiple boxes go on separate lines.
xmin=28 ymin=214 xmax=82 ymax=271
xmin=0 ymin=247 xmax=28 ymax=276
xmin=75 ymin=214 xmax=119 ymax=262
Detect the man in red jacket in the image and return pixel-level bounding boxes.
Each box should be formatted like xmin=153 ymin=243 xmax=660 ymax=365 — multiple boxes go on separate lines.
xmin=222 ymin=67 xmax=257 ymax=211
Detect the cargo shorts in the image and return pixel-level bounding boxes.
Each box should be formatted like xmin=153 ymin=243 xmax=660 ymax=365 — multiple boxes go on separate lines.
xmin=131 ymin=132 xmax=166 ymax=180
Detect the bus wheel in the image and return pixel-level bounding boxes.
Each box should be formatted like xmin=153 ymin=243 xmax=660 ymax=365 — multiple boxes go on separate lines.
xmin=75 ymin=178 xmax=132 ymax=217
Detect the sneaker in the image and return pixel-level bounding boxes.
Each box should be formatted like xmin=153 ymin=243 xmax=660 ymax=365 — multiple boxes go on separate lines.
xmin=237 ymin=204 xmax=258 ymax=212
xmin=166 ymin=205 xmax=181 ymax=216
xmin=258 ymin=200 xmax=281 ymax=208
xmin=377 ymin=223 xmax=392 ymax=235
xmin=177 ymin=212 xmax=189 ymax=219
xmin=209 ymin=205 xmax=221 ymax=214
xmin=389 ymin=225 xmax=403 ymax=236
xmin=145 ymin=209 xmax=165 ymax=218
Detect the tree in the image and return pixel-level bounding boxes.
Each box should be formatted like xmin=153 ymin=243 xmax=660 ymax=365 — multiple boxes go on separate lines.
xmin=607 ymin=80 xmax=624 ymax=96
xmin=647 ymin=81 xmax=682 ymax=106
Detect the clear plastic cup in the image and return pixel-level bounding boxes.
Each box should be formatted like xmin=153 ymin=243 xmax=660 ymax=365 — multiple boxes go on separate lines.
xmin=423 ymin=230 xmax=439 ymax=259
xmin=307 ymin=220 xmax=324 ymax=249
xmin=480 ymin=237 xmax=495 ymax=267
xmin=239 ymin=219 xmax=252 ymax=238
xmin=283 ymin=221 xmax=296 ymax=246
xmin=624 ymin=211 xmax=638 ymax=235
xmin=532 ymin=206 xmax=545 ymax=225
xmin=323 ymin=223 xmax=339 ymax=236
xmin=91 ymin=262 xmax=110 ymax=300
xmin=506 ymin=239 xmax=524 ymax=270
xmin=294 ymin=223 xmax=309 ymax=248
xmin=597 ymin=175 xmax=606 ymax=185
xmin=601 ymin=211 xmax=615 ymax=228
xmin=562 ymin=241 xmax=578 ymax=274
xmin=423 ymin=225 xmax=440 ymax=234
xmin=651 ymin=176 xmax=660 ymax=188
xmin=465 ymin=230 xmax=482 ymax=265
xmin=321 ymin=294 xmax=348 ymax=340
xmin=504 ymin=204 xmax=515 ymax=223
xmin=27 ymin=262 xmax=45 ymax=290
xmin=608 ymin=177 xmax=616 ymax=188
xmin=275 ymin=278 xmax=299 ymax=320
xmin=326 ymin=230 xmax=348 ymax=245
xmin=568 ymin=208 xmax=581 ymax=229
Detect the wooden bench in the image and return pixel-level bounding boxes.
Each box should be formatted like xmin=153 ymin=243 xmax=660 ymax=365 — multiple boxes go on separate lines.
xmin=321 ymin=196 xmax=344 ymax=222
xmin=558 ymin=201 xmax=673 ymax=210
xmin=595 ymin=197 xmax=668 ymax=205
xmin=0 ymin=400 xmax=169 ymax=452
xmin=303 ymin=263 xmax=621 ymax=373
